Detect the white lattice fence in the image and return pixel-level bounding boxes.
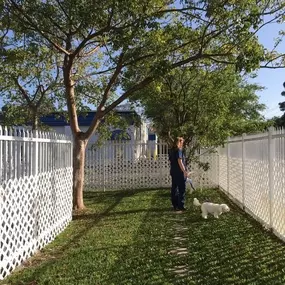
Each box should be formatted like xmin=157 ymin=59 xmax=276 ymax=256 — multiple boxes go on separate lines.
xmin=85 ymin=141 xmax=219 ymax=191
xmin=85 ymin=141 xmax=171 ymax=190
xmin=193 ymin=150 xmax=219 ymax=188
xmin=0 ymin=126 xmax=73 ymax=280
xmin=218 ymin=127 xmax=285 ymax=241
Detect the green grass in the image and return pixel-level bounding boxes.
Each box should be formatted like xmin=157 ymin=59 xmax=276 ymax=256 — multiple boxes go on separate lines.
xmin=2 ymin=188 xmax=285 ymax=285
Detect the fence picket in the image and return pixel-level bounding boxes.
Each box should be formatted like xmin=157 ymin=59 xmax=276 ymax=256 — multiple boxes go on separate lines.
xmin=2 ymin=124 xmax=285 ymax=280
xmin=219 ymin=127 xmax=285 ymax=241
xmin=0 ymin=126 xmax=73 ymax=280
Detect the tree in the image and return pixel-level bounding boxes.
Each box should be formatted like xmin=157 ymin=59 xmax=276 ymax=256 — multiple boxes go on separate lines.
xmin=132 ymin=67 xmax=269 ymax=156
xmin=271 ymin=81 xmax=285 ymax=128
xmin=0 ymin=43 xmax=63 ymax=129
xmin=2 ymin=0 xmax=284 ymax=209
xmin=271 ymin=115 xmax=285 ymax=128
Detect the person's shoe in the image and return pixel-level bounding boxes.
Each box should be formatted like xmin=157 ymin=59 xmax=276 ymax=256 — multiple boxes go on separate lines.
xmin=173 ymin=207 xmax=181 ymax=213
xmin=179 ymin=207 xmax=187 ymax=211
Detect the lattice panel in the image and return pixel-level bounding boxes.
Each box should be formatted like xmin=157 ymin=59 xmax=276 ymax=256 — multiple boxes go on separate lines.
xmin=0 ymin=167 xmax=73 ymax=280
xmin=218 ymin=155 xmax=228 ymax=191
xmin=190 ymin=153 xmax=219 ymax=189
xmin=85 ymin=156 xmax=171 ymax=190
xmin=228 ymin=158 xmax=243 ymax=203
xmin=272 ymin=160 xmax=285 ymax=237
xmin=244 ymin=160 xmax=270 ymax=225
xmin=85 ymin=152 xmax=220 ymax=192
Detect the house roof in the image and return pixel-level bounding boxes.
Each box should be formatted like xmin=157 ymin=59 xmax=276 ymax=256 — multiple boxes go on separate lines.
xmin=40 ymin=110 xmax=140 ymax=127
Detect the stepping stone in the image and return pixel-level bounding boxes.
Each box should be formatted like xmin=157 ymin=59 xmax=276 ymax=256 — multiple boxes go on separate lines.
xmin=174 ymin=268 xmax=188 ymax=274
xmin=174 ymin=226 xmax=188 ymax=231
xmin=168 ymin=218 xmax=181 ymax=222
xmin=168 ymin=265 xmax=187 ymax=272
xmin=168 ymin=247 xmax=188 ymax=255
xmin=173 ymin=236 xmax=187 ymax=241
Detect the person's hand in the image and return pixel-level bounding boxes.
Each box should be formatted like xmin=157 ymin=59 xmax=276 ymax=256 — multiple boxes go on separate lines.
xmin=183 ymin=171 xmax=188 ymax=178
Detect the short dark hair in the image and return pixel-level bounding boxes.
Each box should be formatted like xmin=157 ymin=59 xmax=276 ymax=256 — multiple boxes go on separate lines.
xmin=173 ymin=136 xmax=184 ymax=148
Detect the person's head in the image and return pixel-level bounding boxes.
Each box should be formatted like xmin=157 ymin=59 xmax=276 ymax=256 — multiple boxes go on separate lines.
xmin=173 ymin=137 xmax=184 ymax=149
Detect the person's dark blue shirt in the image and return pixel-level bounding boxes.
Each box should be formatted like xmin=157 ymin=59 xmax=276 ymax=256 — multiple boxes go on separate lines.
xmin=169 ymin=148 xmax=186 ymax=176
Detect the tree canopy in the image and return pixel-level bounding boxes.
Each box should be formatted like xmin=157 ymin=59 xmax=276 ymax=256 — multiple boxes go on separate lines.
xmin=1 ymin=0 xmax=285 ymax=209
xmin=271 ymin=81 xmax=285 ymax=128
xmin=132 ymin=66 xmax=270 ymax=150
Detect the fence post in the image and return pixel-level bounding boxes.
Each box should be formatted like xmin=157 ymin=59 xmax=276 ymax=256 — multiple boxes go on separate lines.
xmin=33 ymin=130 xmax=39 ymax=176
xmin=227 ymin=137 xmax=230 ymax=195
xmin=132 ymin=140 xmax=136 ymax=189
xmin=159 ymin=143 xmax=163 ymax=188
xmin=0 ymin=126 xmax=2 ymax=182
xmin=268 ymin=126 xmax=274 ymax=229
xmin=242 ymin=133 xmax=246 ymax=208
xmin=103 ymin=145 xmax=106 ymax=192
xmin=217 ymin=146 xmax=220 ymax=189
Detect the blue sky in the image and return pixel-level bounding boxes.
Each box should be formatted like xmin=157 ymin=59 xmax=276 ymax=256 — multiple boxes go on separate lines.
xmin=249 ymin=20 xmax=285 ymax=119
xmin=0 ymin=19 xmax=284 ymax=119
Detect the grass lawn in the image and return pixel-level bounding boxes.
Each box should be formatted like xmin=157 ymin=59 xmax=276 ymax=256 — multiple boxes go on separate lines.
xmin=1 ymin=188 xmax=285 ymax=285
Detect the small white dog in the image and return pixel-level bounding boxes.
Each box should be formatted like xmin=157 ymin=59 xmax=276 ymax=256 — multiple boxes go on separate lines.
xmin=193 ymin=198 xmax=230 ymax=219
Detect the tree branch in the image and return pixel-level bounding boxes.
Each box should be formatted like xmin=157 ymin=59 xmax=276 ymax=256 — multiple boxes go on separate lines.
xmin=8 ymin=0 xmax=71 ymax=55
xmin=84 ymin=76 xmax=153 ymax=140
xmin=80 ymin=44 xmax=100 ymax=57
xmin=14 ymin=77 xmax=32 ymax=105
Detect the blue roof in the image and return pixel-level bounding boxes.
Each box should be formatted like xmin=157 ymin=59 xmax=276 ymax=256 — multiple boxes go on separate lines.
xmin=40 ymin=111 xmax=139 ymax=127
xmin=110 ymin=129 xmax=131 ymax=140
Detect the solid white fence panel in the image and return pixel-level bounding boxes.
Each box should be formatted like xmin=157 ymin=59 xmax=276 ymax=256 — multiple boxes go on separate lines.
xmin=0 ymin=126 xmax=73 ymax=280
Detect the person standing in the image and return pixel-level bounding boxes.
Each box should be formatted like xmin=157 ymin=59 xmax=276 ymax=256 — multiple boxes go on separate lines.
xmin=168 ymin=137 xmax=187 ymax=211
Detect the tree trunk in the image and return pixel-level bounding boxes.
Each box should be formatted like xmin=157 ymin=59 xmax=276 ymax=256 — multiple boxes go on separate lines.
xmin=31 ymin=109 xmax=39 ymax=130
xmin=73 ymin=133 xmax=88 ymax=210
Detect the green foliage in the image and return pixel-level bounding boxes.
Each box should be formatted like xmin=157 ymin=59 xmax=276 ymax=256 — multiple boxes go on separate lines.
xmin=2 ymin=0 xmax=285 ymax=207
xmin=2 ymin=0 xmax=283 ymax=131
xmin=0 ymin=39 xmax=64 ymax=129
xmin=279 ymin=82 xmax=285 ymax=112
xmin=270 ymin=81 xmax=285 ymax=128
xmin=91 ymin=110 xmax=140 ymax=148
xmin=1 ymin=104 xmax=51 ymax=130
xmin=270 ymin=115 xmax=285 ymax=128
xmin=3 ymin=0 xmax=283 ymax=110
xmin=133 ymin=67 xmax=268 ymax=153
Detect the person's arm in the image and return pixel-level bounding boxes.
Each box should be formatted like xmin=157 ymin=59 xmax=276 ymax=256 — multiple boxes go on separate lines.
xmin=177 ymin=149 xmax=187 ymax=177
xmin=178 ymin=158 xmax=187 ymax=177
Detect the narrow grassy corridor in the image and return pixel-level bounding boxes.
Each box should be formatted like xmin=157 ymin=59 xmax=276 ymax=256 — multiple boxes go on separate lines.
xmin=2 ymin=188 xmax=285 ymax=285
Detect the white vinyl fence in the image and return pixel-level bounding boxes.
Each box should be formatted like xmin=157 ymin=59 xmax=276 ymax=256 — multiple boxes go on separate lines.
xmin=218 ymin=127 xmax=285 ymax=241
xmin=84 ymin=141 xmax=219 ymax=190
xmin=0 ymin=126 xmax=73 ymax=280
xmin=84 ymin=128 xmax=285 ymax=242
xmin=2 ymin=125 xmax=284 ymax=279
xmin=85 ymin=141 xmax=171 ymax=190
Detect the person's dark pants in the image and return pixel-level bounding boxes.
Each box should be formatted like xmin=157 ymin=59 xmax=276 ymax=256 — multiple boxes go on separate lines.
xmin=171 ymin=173 xmax=186 ymax=210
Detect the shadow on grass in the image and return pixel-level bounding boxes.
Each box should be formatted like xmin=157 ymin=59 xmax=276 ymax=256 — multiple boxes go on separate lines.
xmin=95 ymin=188 xmax=285 ymax=285
xmin=2 ymin=188 xmax=285 ymax=285
xmin=1 ymin=189 xmax=138 ymax=285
